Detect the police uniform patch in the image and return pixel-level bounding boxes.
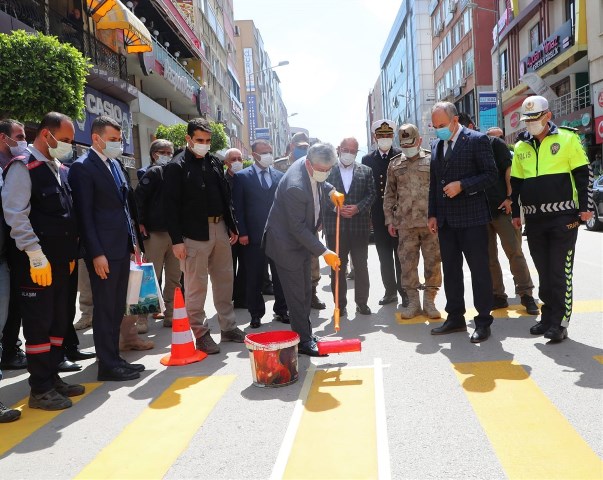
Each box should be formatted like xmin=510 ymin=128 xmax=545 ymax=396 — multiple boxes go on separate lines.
xmin=550 ymin=143 xmax=560 ymax=155
xmin=141 ymin=177 xmax=151 ymax=184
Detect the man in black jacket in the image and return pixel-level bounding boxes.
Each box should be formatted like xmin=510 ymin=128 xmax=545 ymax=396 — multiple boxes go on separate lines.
xmin=163 ymin=118 xmax=245 ymax=355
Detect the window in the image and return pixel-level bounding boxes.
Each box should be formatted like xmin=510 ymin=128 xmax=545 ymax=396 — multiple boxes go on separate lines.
xmin=566 ymin=0 xmax=576 ymax=24
xmin=463 ymin=9 xmax=472 ymax=33
xmin=499 ymin=49 xmax=508 ymax=89
xmin=553 ymin=78 xmax=571 ymax=97
xmin=465 ymin=49 xmax=474 ymax=76
xmin=529 ymin=23 xmax=540 ymax=51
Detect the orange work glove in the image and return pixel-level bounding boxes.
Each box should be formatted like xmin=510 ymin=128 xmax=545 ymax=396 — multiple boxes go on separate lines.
xmin=322 ymin=249 xmax=341 ymax=270
xmin=330 ymin=190 xmax=345 ymax=208
xmin=26 ymin=249 xmax=52 ymax=287
xmin=69 ymin=260 xmax=76 ymax=274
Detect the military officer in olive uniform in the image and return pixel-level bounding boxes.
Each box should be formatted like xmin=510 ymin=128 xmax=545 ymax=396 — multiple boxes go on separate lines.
xmin=384 ymin=124 xmax=442 ymax=319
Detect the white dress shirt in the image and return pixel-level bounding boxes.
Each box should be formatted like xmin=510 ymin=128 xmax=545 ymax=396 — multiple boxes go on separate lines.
xmin=252 ymin=163 xmax=272 ymax=188
xmin=443 ymin=125 xmax=463 ymax=156
xmin=339 ymin=160 xmax=354 ymax=193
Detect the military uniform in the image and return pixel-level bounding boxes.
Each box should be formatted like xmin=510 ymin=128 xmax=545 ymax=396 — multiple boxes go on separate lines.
xmin=273 ymin=154 xmax=294 ymax=174
xmin=384 ymin=147 xmax=442 ymax=318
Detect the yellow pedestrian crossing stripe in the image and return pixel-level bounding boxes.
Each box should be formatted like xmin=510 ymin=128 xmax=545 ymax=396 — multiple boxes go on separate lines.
xmin=397 ymin=299 xmax=603 ymax=325
xmin=453 ymin=360 xmax=603 ymax=479
xmin=0 ymin=382 xmax=102 ymax=457
xmin=594 ymin=355 xmax=603 ymax=364
xmin=75 ymin=375 xmax=234 ymax=479
xmin=281 ymin=367 xmax=379 ymax=479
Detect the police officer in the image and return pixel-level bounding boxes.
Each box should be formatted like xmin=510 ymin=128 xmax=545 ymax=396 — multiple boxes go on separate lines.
xmin=384 ymin=124 xmax=442 ymax=319
xmin=1 ymin=112 xmax=83 ymax=410
xmin=511 ymin=96 xmax=593 ymax=342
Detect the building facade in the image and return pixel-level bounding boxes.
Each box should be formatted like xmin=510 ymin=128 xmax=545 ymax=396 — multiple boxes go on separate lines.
xmin=380 ymin=0 xmax=435 ymax=146
xmin=588 ymin=0 xmax=603 ymax=165
xmin=366 ymin=74 xmax=384 ymax=150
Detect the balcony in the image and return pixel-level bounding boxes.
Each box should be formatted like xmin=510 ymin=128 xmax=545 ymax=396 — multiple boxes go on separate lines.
xmin=0 ymin=0 xmax=132 ymax=94
xmin=550 ymin=84 xmax=591 ymax=118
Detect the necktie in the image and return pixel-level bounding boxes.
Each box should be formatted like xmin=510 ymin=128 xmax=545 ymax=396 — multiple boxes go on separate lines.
xmin=382 ymin=153 xmax=387 ymax=161
xmin=260 ymin=170 xmax=269 ymax=190
xmin=443 ymin=140 xmax=453 ymax=165
xmin=108 ymin=159 xmax=125 ymax=201
xmin=108 ymin=159 xmax=136 ymax=245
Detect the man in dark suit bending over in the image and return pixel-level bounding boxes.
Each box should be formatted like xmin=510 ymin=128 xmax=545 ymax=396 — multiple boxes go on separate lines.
xmin=264 ymin=143 xmax=344 ymax=356
xmin=427 ymin=102 xmax=498 ymax=343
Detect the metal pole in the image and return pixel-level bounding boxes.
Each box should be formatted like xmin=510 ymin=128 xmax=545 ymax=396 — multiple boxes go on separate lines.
xmin=495 ymin=3 xmax=503 ymax=130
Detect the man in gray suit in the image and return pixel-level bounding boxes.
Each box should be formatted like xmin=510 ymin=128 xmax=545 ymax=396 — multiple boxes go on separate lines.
xmin=264 ymin=143 xmax=343 ymax=356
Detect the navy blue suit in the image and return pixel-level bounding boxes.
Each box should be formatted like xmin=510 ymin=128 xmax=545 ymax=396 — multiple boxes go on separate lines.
xmin=232 ymin=165 xmax=287 ymax=318
xmin=68 ymin=149 xmax=134 ymax=370
xmin=428 ymin=127 xmax=498 ymax=326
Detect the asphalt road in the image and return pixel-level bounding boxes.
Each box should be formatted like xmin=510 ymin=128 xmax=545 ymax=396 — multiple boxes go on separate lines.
xmin=1 ymin=226 xmax=602 ymax=479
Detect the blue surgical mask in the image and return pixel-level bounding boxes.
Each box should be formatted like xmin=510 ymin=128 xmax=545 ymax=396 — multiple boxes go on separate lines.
xmin=293 ymin=146 xmax=308 ymax=160
xmin=435 ymin=123 xmax=453 ymax=141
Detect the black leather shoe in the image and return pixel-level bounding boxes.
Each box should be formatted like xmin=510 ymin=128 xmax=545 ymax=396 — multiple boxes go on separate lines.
xmin=521 ymin=295 xmax=540 ymax=315
xmin=119 ymin=360 xmax=145 ymax=372
xmin=530 ymin=321 xmax=550 ymax=335
xmin=339 ymin=308 xmax=347 ymax=317
xmin=356 ymin=304 xmax=371 ymax=315
xmin=58 ymin=359 xmax=82 ymax=372
xmin=97 ymin=366 xmax=140 ymax=381
xmin=544 ymin=326 xmax=568 ymax=342
xmin=470 ymin=326 xmax=491 ymax=343
xmin=0 ymin=350 xmax=27 ymax=370
xmin=400 ymin=290 xmax=409 ymax=308
xmin=311 ymin=293 xmax=326 ymax=310
xmin=431 ymin=319 xmax=467 ymax=335
xmin=493 ymin=295 xmax=509 ymax=309
xmin=250 ymin=316 xmax=261 ymax=328
xmin=65 ymin=348 xmax=96 ymax=362
xmin=379 ymin=293 xmax=398 ymax=305
xmin=274 ymin=314 xmax=290 ymax=324
xmin=298 ymin=340 xmax=327 ymax=357
xmin=262 ymin=284 xmax=274 ymax=295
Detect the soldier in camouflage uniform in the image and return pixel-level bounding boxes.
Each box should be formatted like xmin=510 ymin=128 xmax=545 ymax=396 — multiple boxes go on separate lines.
xmin=383 ymin=124 xmax=442 ymax=319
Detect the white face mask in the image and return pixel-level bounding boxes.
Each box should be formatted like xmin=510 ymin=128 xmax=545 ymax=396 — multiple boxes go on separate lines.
xmin=102 ymin=140 xmax=123 ymax=159
xmin=526 ymin=119 xmax=546 ymax=136
xmin=258 ymin=153 xmax=274 ymax=168
xmin=339 ymin=152 xmax=356 ymax=166
xmin=230 ymin=160 xmax=243 ymax=172
xmin=191 ymin=143 xmax=210 ymax=157
xmin=155 ymin=154 xmax=172 ymax=166
xmin=401 ymin=146 xmax=420 ymax=158
xmin=377 ymin=137 xmax=393 ymax=152
xmin=312 ymin=169 xmax=330 ymax=183
xmin=47 ymin=132 xmax=73 ymax=160
xmin=4 ymin=139 xmax=28 ymax=157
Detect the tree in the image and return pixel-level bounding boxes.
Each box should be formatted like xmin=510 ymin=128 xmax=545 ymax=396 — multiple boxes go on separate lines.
xmin=0 ymin=30 xmax=91 ymax=122
xmin=155 ymin=121 xmax=229 ymax=153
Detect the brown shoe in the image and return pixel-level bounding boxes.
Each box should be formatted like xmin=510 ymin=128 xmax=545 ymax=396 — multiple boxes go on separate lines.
xmin=119 ymin=338 xmax=155 ymax=351
xmin=196 ymin=332 xmax=220 ymax=354
xmin=74 ymin=317 xmax=93 ymax=330
xmin=221 ymin=327 xmax=246 ymax=343
xmin=29 ymin=389 xmax=72 ymax=411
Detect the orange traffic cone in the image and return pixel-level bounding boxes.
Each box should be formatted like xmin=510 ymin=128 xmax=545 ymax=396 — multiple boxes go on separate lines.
xmin=160 ymin=288 xmax=207 ymax=366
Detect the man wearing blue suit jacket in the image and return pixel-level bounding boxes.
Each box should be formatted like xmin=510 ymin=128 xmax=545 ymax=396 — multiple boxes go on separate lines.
xmin=69 ymin=116 xmax=144 ymax=381
xmin=232 ymin=139 xmax=288 ymax=329
xmin=264 ymin=144 xmax=343 ymax=356
xmin=427 ymin=102 xmax=498 ymax=343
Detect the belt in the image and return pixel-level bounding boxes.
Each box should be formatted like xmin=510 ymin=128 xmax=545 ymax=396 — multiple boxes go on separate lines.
xmin=208 ymin=215 xmax=223 ymax=223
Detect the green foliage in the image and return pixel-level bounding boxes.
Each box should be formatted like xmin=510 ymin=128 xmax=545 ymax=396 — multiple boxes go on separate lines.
xmin=210 ymin=121 xmax=228 ymax=153
xmin=0 ymin=30 xmax=92 ymax=122
xmin=155 ymin=123 xmax=187 ymax=148
xmin=243 ymin=159 xmax=254 ymax=168
xmin=156 ymin=121 xmax=229 ymax=153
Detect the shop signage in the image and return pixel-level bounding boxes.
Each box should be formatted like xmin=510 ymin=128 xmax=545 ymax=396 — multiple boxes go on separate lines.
xmin=519 ymin=20 xmax=573 ymax=74
xmin=247 ymin=94 xmax=257 ymax=142
xmin=244 ymin=48 xmax=255 ymax=92
xmin=554 ymin=107 xmax=593 ymax=135
xmin=593 ymin=81 xmax=603 ymax=118
xmin=231 ymin=95 xmax=243 ymax=124
xmin=255 ymin=127 xmax=270 ymax=140
xmin=478 ymin=92 xmax=498 ymax=131
xmin=595 ymin=116 xmax=603 ymax=144
xmin=75 ymin=86 xmax=133 ymax=155
xmin=197 ymin=86 xmax=210 ymax=115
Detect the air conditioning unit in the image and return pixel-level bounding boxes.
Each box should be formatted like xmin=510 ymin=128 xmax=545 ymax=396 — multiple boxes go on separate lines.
xmin=446 ymin=88 xmax=454 ymax=97
xmin=459 ymin=78 xmax=466 ymax=87
xmin=227 ymin=43 xmax=232 ymax=53
xmin=449 ymin=1 xmax=457 ymax=14
xmin=434 ymin=28 xmax=441 ymax=37
xmin=438 ymin=21 xmax=444 ymax=33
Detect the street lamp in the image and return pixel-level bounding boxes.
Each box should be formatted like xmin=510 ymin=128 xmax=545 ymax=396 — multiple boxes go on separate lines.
xmin=246 ymin=60 xmax=290 ymax=91
xmin=467 ymin=2 xmax=504 ymax=130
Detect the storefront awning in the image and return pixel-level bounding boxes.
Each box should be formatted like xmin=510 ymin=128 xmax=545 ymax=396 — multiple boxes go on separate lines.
xmin=86 ymin=0 xmax=152 ymax=54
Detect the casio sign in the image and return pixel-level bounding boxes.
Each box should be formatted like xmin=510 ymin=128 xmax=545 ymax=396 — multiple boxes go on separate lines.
xmin=84 ymin=94 xmax=132 ymax=143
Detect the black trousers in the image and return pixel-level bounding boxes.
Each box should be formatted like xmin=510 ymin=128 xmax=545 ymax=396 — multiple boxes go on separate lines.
xmin=86 ymin=256 xmax=129 ymax=370
xmin=12 ymin=254 xmax=70 ymax=394
xmin=438 ymin=223 xmax=493 ymax=327
xmin=372 ymin=222 xmax=402 ymax=296
xmin=231 ymin=242 xmax=246 ymax=304
xmin=63 ymin=263 xmax=79 ymax=350
xmin=326 ymin=232 xmax=370 ymax=308
xmin=271 ymin=256 xmax=313 ymax=344
xmin=526 ymin=214 xmax=579 ymax=329
xmin=243 ymin=243 xmax=287 ymax=318
xmin=1 ymin=268 xmax=21 ymax=360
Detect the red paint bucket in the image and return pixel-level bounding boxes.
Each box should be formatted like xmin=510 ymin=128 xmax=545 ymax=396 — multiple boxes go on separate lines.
xmin=244 ymin=331 xmax=300 ymax=387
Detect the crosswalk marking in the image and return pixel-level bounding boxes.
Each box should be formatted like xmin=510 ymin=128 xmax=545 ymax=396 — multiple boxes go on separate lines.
xmin=75 ymin=376 xmax=234 ymax=479
xmin=594 ymin=355 xmax=603 ymax=364
xmin=280 ymin=366 xmax=379 ymax=479
xmin=453 ymin=360 xmax=603 ymax=479
xmin=397 ymin=299 xmax=603 ymax=325
xmin=0 ymin=382 xmax=102 ymax=456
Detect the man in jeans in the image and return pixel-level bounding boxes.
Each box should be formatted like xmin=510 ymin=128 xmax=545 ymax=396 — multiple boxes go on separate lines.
xmin=0 ymin=175 xmax=21 ymax=422
xmin=163 ymin=118 xmax=246 ymax=354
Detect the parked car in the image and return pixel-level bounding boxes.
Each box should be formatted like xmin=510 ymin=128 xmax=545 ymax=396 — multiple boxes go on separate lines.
xmin=586 ymin=174 xmax=603 ymax=231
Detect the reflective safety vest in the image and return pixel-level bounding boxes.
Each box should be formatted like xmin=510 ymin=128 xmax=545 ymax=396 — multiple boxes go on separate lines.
xmin=512 ymin=124 xmax=588 ymax=217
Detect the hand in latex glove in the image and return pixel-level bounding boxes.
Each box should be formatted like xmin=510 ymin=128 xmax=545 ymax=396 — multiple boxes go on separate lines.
xmin=69 ymin=260 xmax=76 ymax=274
xmin=26 ymin=249 xmax=52 ymax=287
xmin=330 ymin=190 xmax=344 ymax=208
xmin=322 ymin=249 xmax=341 ymax=270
